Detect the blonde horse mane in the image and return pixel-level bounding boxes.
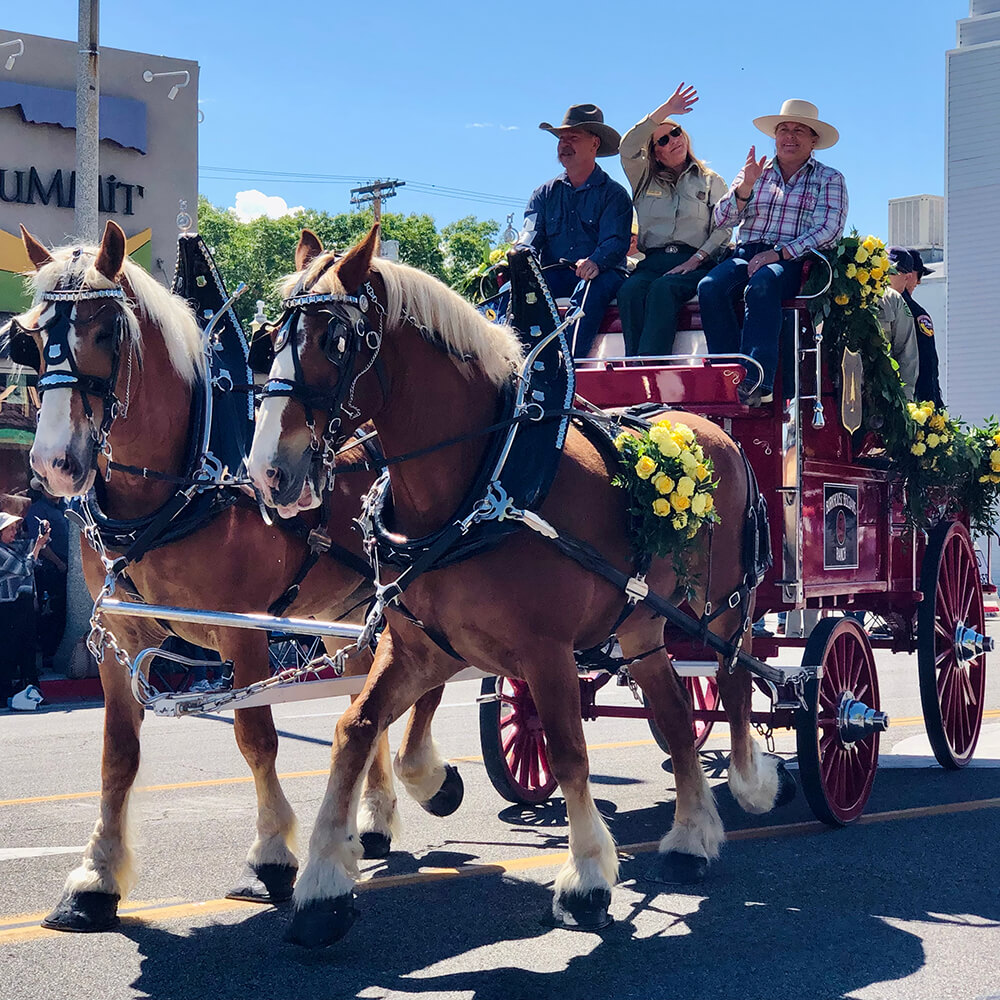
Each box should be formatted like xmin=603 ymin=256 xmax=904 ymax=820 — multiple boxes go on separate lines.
xmin=27 ymin=245 xmax=203 ymax=385
xmin=281 ymin=252 xmax=524 ymax=387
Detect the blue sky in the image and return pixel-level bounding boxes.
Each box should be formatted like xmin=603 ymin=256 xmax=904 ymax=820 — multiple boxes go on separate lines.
xmin=9 ymin=1 xmax=970 ymax=238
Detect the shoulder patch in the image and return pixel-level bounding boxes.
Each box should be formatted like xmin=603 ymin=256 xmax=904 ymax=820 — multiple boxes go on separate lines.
xmin=917 ymin=315 xmax=934 ymax=337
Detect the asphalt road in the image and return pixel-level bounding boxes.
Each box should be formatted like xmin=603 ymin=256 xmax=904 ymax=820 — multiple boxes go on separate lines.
xmin=3 ymin=628 xmax=1000 ymax=1000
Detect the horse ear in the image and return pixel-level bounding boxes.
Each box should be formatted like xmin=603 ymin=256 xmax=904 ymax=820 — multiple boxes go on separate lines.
xmin=94 ymin=221 xmax=127 ymax=282
xmin=336 ymin=225 xmax=380 ymax=294
xmin=295 ymin=229 xmax=324 ymax=272
xmin=20 ymin=226 xmax=53 ymax=270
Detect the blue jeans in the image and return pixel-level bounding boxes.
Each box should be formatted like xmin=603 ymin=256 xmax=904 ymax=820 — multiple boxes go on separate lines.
xmin=697 ymin=244 xmax=804 ymax=392
xmin=545 ymin=267 xmax=625 ymax=358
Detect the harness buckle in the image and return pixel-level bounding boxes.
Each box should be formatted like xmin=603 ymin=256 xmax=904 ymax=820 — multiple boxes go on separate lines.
xmin=729 ymin=590 xmax=742 ymax=609
xmin=625 ymin=575 xmax=649 ymax=604
xmin=307 ymin=528 xmax=332 ymax=554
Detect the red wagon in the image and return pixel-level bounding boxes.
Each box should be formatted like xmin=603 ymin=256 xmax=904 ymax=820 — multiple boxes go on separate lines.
xmin=478 ymin=269 xmax=994 ymax=826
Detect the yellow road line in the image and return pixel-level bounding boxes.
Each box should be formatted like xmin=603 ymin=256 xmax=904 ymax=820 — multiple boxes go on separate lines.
xmin=4 ymin=795 xmax=1000 ymax=945
xmin=5 ymin=708 xmax=999 ymax=809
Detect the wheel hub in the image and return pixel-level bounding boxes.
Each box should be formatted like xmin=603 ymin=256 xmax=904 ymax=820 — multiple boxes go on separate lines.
xmin=954 ymin=621 xmax=994 ymax=663
xmin=836 ymin=692 xmax=890 ymax=744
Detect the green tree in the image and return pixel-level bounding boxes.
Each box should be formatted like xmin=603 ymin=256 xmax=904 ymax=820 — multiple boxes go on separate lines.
xmin=440 ymin=216 xmax=500 ymax=291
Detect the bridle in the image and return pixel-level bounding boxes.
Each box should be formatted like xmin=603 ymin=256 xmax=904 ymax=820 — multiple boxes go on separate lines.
xmin=9 ymin=264 xmax=131 ymax=477
xmin=256 ymin=274 xmax=386 ymax=490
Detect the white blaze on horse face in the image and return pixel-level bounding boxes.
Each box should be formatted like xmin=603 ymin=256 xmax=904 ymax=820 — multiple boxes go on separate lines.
xmin=30 ymin=304 xmax=92 ymax=497
xmin=247 ymin=336 xmax=297 ymax=504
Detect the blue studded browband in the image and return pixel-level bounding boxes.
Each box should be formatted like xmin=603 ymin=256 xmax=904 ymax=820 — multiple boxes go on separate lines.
xmin=281 ymin=291 xmax=368 ymax=312
xmin=42 ymin=287 xmax=125 ymax=302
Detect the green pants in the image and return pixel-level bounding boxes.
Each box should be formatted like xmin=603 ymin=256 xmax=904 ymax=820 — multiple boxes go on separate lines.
xmin=618 ymin=250 xmax=714 ymax=356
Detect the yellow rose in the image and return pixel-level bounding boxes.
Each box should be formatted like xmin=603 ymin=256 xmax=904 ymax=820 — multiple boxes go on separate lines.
xmin=855 ymin=268 xmax=870 ymax=285
xmin=659 ymin=436 xmax=682 ymax=459
xmin=846 ymin=263 xmax=857 ymax=278
xmin=993 ymin=433 xmax=1000 ymax=446
xmin=992 ymin=474 xmax=1000 ymax=484
xmin=655 ymin=417 xmax=672 ymax=429
xmin=652 ymin=498 xmax=672 ymax=517
xmin=635 ymin=455 xmax=657 ymax=479
xmin=870 ymin=267 xmax=883 ymax=280
xmin=926 ymin=433 xmax=940 ymax=449
xmin=991 ymin=449 xmax=1000 ymax=465
xmin=691 ymin=492 xmax=709 ymax=516
xmin=862 ymin=236 xmax=877 ymax=252
xmin=929 ymin=414 xmax=946 ymax=431
xmin=679 ymin=450 xmax=699 ymax=472
xmin=980 ymin=475 xmax=992 ymax=483
xmin=704 ymin=495 xmax=714 ymax=512
xmin=692 ymin=445 xmax=705 ymax=462
xmin=676 ymin=476 xmax=696 ymax=497
xmin=695 ymin=463 xmax=710 ymax=481
xmin=939 ymin=434 xmax=950 ymax=445
xmin=614 ymin=433 xmax=629 ymax=450
xmin=911 ymin=442 xmax=927 ymax=456
xmin=910 ymin=407 xmax=928 ymax=426
xmin=649 ymin=425 xmax=672 ymax=448
xmin=672 ymin=513 xmax=689 ymax=530
xmin=653 ymin=473 xmax=675 ymax=495
xmin=673 ymin=423 xmax=695 ymax=445
xmin=834 ymin=293 xmax=850 ymax=306
xmin=670 ymin=493 xmax=691 ymax=511
xmin=855 ymin=247 xmax=870 ymax=264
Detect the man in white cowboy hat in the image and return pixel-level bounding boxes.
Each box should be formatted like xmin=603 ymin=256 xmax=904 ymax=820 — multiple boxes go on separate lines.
xmin=698 ymin=99 xmax=848 ymax=406
xmin=514 ymin=103 xmax=633 ymax=356
xmin=0 ymin=509 xmax=50 ymax=708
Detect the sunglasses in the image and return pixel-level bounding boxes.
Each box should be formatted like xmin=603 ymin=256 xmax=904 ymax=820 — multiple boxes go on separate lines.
xmin=655 ymin=126 xmax=683 ymax=147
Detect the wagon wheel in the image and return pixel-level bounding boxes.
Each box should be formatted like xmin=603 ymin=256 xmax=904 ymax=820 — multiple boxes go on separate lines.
xmin=478 ymin=676 xmax=558 ymax=804
xmin=646 ymin=675 xmax=719 ymax=754
xmin=918 ymin=521 xmax=990 ymax=769
xmin=795 ymin=617 xmax=886 ymax=827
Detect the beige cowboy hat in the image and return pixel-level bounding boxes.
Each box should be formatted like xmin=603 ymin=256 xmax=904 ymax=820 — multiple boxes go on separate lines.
xmin=753 ymin=99 xmax=839 ymax=150
xmin=538 ymin=104 xmax=621 ymax=158
xmin=0 ymin=511 xmax=23 ymax=532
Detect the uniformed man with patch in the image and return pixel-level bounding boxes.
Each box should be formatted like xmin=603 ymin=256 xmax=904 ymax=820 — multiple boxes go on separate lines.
xmin=888 ymin=246 xmax=943 ymax=406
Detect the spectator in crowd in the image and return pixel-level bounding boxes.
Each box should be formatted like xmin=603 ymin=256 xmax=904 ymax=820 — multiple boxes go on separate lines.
xmin=903 ymin=247 xmax=944 ymax=407
xmin=26 ymin=479 xmax=69 ymax=670
xmin=879 ymin=251 xmax=919 ymax=401
xmin=698 ymin=100 xmax=848 ymax=406
xmin=514 ymin=103 xmax=632 ymax=357
xmin=0 ymin=510 xmax=50 ymax=707
xmin=618 ymin=83 xmax=731 ymax=356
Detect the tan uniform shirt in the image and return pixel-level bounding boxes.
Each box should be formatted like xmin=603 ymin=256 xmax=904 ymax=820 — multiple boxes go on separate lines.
xmin=879 ymin=287 xmax=918 ymax=401
xmin=620 ymin=114 xmax=732 ymax=257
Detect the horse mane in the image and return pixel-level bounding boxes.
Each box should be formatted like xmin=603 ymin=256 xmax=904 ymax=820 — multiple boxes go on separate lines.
xmin=281 ymin=253 xmax=524 ymax=387
xmin=27 ymin=245 xmax=203 ymax=385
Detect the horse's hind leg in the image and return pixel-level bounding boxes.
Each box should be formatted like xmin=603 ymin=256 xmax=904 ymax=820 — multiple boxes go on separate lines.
xmin=623 ymin=619 xmax=724 ymax=885
xmin=712 ymin=618 xmax=796 ymax=815
xmin=222 ymin=628 xmax=298 ymax=904
xmin=393 ymin=681 xmax=464 ymax=817
xmin=43 ymin=620 xmax=149 ymax=932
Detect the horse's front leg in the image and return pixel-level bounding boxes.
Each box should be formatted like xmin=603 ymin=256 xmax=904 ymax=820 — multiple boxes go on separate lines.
xmin=43 ymin=618 xmax=149 ymax=932
xmin=393 ymin=681 xmax=465 ymax=817
xmin=623 ymin=621 xmax=725 ymax=886
xmin=287 ymin=628 xmax=457 ymax=949
xmin=521 ymin=645 xmax=618 ymax=930
xmin=713 ymin=615 xmax=796 ymax=815
xmin=220 ymin=627 xmax=298 ymax=904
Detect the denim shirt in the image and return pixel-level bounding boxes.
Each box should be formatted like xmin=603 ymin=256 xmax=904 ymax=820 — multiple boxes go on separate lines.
xmin=516 ymin=164 xmax=632 ymax=272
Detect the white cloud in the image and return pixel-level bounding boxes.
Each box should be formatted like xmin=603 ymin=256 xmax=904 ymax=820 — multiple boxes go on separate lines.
xmin=465 ymin=122 xmax=519 ymax=131
xmin=229 ymin=189 xmax=304 ymax=222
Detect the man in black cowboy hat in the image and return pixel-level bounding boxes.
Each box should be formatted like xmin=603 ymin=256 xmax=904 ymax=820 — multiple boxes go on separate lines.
xmin=514 ymin=103 xmax=632 ymax=356
xmin=888 ymin=246 xmax=943 ymax=406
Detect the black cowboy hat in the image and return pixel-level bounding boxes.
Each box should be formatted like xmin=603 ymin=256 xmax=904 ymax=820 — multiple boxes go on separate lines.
xmin=538 ymin=104 xmax=621 ymax=157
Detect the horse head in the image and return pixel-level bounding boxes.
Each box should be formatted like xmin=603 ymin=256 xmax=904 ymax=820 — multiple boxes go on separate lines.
xmin=248 ymin=226 xmax=385 ymax=516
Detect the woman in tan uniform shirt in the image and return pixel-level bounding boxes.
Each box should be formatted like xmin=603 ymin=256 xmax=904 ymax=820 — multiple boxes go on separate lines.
xmin=618 ymin=84 xmax=731 ymax=355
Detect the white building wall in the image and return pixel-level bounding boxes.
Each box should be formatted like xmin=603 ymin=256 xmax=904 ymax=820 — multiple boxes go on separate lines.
xmin=945 ymin=8 xmax=1000 ymax=427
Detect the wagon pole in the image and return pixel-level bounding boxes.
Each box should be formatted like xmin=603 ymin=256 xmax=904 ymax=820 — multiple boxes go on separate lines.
xmin=350 ymin=179 xmax=405 ymax=225
xmin=75 ymin=0 xmax=100 ymax=241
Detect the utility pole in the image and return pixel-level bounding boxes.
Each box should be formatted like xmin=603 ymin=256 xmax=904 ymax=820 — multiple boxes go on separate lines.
xmin=75 ymin=0 xmax=100 ymax=241
xmin=350 ymin=179 xmax=405 ymax=224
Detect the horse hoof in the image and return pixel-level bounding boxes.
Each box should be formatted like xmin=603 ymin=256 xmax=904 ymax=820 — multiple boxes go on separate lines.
xmin=651 ymin=850 xmax=709 ymax=885
xmin=41 ymin=890 xmax=120 ymax=933
xmin=284 ymin=894 xmax=359 ymax=949
xmin=774 ymin=759 xmax=797 ymax=808
xmin=226 ymin=863 xmax=297 ymax=904
xmin=360 ymin=831 xmax=392 ymax=859
xmin=550 ymin=887 xmax=613 ymax=931
xmin=421 ymin=763 xmax=464 ymax=817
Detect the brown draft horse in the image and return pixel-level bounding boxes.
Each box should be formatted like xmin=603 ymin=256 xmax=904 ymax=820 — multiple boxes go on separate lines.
xmin=247 ymin=226 xmax=794 ymax=948
xmin=12 ymin=222 xmax=460 ymax=933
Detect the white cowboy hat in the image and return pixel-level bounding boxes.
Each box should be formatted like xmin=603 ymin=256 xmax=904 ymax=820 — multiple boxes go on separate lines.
xmin=0 ymin=511 xmax=23 ymax=533
xmin=753 ymin=99 xmax=839 ymax=150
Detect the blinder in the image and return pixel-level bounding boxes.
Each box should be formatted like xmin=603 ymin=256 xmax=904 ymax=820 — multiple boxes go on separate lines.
xmin=7 ymin=317 xmax=42 ymax=370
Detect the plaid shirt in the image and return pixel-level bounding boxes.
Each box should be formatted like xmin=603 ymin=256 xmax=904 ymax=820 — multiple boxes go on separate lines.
xmin=0 ymin=538 xmax=36 ymax=603
xmin=714 ymin=157 xmax=848 ymax=260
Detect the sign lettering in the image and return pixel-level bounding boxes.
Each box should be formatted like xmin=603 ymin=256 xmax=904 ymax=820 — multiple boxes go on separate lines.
xmin=0 ymin=166 xmax=145 ymax=215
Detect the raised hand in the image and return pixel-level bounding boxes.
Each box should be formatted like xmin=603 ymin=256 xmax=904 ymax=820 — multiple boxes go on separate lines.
xmin=654 ymin=83 xmax=699 ymax=122
xmin=737 ymin=145 xmax=767 ymax=196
